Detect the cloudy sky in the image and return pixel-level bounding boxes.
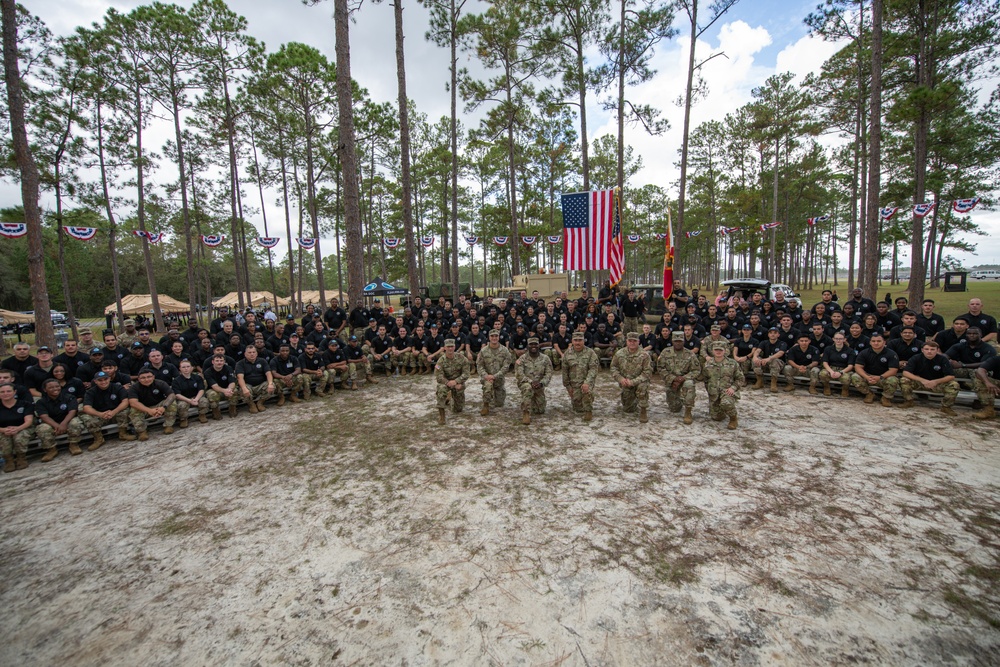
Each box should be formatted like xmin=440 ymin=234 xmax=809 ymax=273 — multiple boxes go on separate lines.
xmin=18 ymin=0 xmax=1000 ymax=269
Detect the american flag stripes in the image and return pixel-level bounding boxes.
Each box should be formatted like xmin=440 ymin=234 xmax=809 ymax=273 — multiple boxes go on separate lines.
xmin=561 ymin=189 xmax=617 ymax=271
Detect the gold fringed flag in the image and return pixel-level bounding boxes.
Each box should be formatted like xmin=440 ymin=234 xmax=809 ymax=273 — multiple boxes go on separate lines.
xmin=663 ymin=209 xmax=674 ymax=301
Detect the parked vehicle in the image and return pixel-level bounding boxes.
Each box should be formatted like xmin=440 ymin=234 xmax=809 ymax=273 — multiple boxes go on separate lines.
xmin=722 ymin=279 xmax=800 ymax=303
xmin=970 ymin=269 xmax=1000 ymax=280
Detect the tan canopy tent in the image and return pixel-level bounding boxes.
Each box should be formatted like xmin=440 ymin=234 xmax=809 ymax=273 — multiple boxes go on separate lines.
xmin=0 ymin=308 xmax=34 ymax=323
xmin=212 ymin=291 xmax=290 ymax=309
xmin=295 ymin=290 xmax=345 ymax=306
xmin=104 ymin=294 xmax=191 ymax=316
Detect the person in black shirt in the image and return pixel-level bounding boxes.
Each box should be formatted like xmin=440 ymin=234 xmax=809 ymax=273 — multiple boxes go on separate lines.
xmin=324 ymin=298 xmax=348 ymax=339
xmin=935 ymin=316 xmax=969 ymax=353
xmin=845 ymin=323 xmax=870 ymax=354
xmin=945 ymin=327 xmax=996 ymax=379
xmin=0 ymin=382 xmax=35 ymax=471
xmin=204 ymin=355 xmax=240 ymax=418
xmin=888 ymin=311 xmax=926 ymax=340
xmin=76 ymin=348 xmax=106 ymax=388
xmin=960 ymin=298 xmax=998 ymax=347
xmin=234 ymin=346 xmax=275 ymax=413
xmin=0 ymin=371 xmax=31 ymax=403
xmin=732 ymin=324 xmax=758 ymax=380
xmin=753 ymin=328 xmax=787 ymax=392
xmin=35 ymin=378 xmax=85 ymax=458
xmin=916 ymin=299 xmax=945 ymax=340
xmin=322 ymin=339 xmax=349 ymax=386
xmin=164 ymin=340 xmax=190 ymax=371
xmin=190 ymin=337 xmax=217 ymax=372
xmin=101 ymin=332 xmax=128 ymax=368
xmin=54 ymin=340 xmax=87 ymax=380
xmin=343 ymin=336 xmax=376 ymax=389
xmin=388 ymin=327 xmax=413 ymax=375
xmin=901 ymin=340 xmax=959 ymax=414
xmin=50 ymin=363 xmax=86 ymax=399
xmin=851 ymin=332 xmax=901 ymax=405
xmin=807 ymin=322 xmax=834 ymax=356
xmin=669 ymin=280 xmax=689 ymax=309
xmin=127 ymin=368 xmax=177 ymax=438
xmin=299 ymin=341 xmax=331 ymax=397
xmin=268 ymin=344 xmax=303 ymax=404
xmin=874 ymin=302 xmax=902 ymax=331
xmin=971 ymin=355 xmax=1000 ymax=419
xmin=80 ymin=371 xmax=132 ymax=448
xmin=0 ymin=342 xmax=37 ymax=385
xmin=592 ymin=323 xmax=616 ymax=363
xmin=144 ymin=349 xmax=178 ymax=385
xmin=845 ymin=288 xmax=876 ymax=316
xmin=888 ymin=327 xmax=924 ymax=368
xmin=818 ymin=332 xmax=856 ymax=397
xmin=122 ymin=342 xmax=150 ymax=381
xmin=782 ymin=334 xmax=821 ymax=393
xmin=24 ymin=346 xmax=56 ymax=397
xmin=172 ymin=359 xmax=209 ymax=425
xmin=349 ymin=303 xmax=371 ymax=338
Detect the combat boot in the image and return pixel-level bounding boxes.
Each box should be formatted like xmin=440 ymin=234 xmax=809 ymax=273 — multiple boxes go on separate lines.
xmin=900 ymin=399 xmax=914 ymax=409
xmin=14 ymin=454 xmax=27 ymax=470
xmin=727 ymin=415 xmax=738 ymax=430
xmin=808 ymin=380 xmax=818 ymax=395
xmin=248 ymin=401 xmax=258 ymax=414
xmin=639 ymin=407 xmax=648 ymax=424
xmin=163 ymin=426 xmax=174 ymax=435
xmin=367 ymin=375 xmax=379 ymax=385
xmin=972 ymin=406 xmax=996 ymax=420
xmin=256 ymin=399 xmax=266 ymax=412
xmin=480 ymin=404 xmax=490 ymax=416
xmin=276 ymin=392 xmax=286 ymax=407
xmin=583 ymin=410 xmax=593 ymax=422
xmin=783 ymin=380 xmax=795 ymax=392
xmin=881 ymin=395 xmax=893 ymax=407
xmin=198 ymin=413 xmax=208 ymax=424
xmin=88 ymin=433 xmax=105 ymax=451
xmin=753 ymin=376 xmax=764 ymax=390
xmin=438 ymin=408 xmax=446 ymax=425
xmin=179 ymin=417 xmax=189 ymax=428
xmin=3 ymin=457 xmax=14 ymax=473
xmin=822 ymin=380 xmax=832 ymax=396
xmin=118 ymin=431 xmax=137 ymax=442
xmin=941 ymin=406 xmax=957 ymax=416
xmin=864 ymin=392 xmax=875 ymax=404
xmin=212 ymin=406 xmax=222 ymax=420
xmin=522 ymin=411 xmax=531 ymax=425
xmin=290 ymin=393 xmax=301 ymax=403
xmin=138 ymin=431 xmax=149 ymax=442
xmin=770 ymin=376 xmax=778 ymax=393
xmin=683 ymin=407 xmax=693 ymax=425
xmin=841 ymin=383 xmax=850 ymax=398
xmin=67 ymin=439 xmax=82 ymax=456
xmin=40 ymin=447 xmax=58 ymax=463
xmin=228 ymin=402 xmax=238 ymax=417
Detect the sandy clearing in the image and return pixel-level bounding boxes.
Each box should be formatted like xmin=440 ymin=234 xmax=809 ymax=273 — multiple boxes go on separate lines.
xmin=1 ymin=371 xmax=998 ymax=666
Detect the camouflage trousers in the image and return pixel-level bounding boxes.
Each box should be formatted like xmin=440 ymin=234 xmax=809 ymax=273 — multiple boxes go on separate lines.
xmin=274 ymin=374 xmax=308 ymax=397
xmin=566 ymin=382 xmax=595 ymax=414
xmin=129 ymin=399 xmax=178 ymax=433
xmin=752 ymin=358 xmax=784 ymax=379
xmin=849 ymin=374 xmax=900 ymax=397
xmin=347 ymin=359 xmax=373 ymax=385
xmin=481 ymin=376 xmax=507 ymax=408
xmin=619 ymin=380 xmax=650 ymax=413
xmin=176 ymin=396 xmax=210 ymax=419
xmin=596 ymin=348 xmax=615 ymax=363
xmin=436 ymin=383 xmax=466 ymax=412
xmin=818 ymin=368 xmax=854 ymax=385
xmin=302 ymin=372 xmax=331 ymax=395
xmin=206 ymin=389 xmax=243 ymax=409
xmin=782 ymin=366 xmax=820 ymax=384
xmin=663 ymin=376 xmax=696 ymax=411
xmin=622 ymin=317 xmax=640 ymax=337
xmin=973 ymin=375 xmax=1000 ymax=406
xmin=518 ymin=381 xmax=547 ymax=415
xmin=80 ymin=411 xmax=129 ymax=437
xmin=0 ymin=428 xmax=34 ymax=457
xmin=707 ymin=392 xmax=738 ymax=420
xmin=900 ymin=378 xmax=960 ymax=407
xmin=242 ymin=381 xmax=272 ymax=404
xmin=951 ymin=367 xmax=975 ymax=380
xmin=736 ymin=359 xmax=752 ymax=379
xmin=37 ymin=418 xmax=85 ymax=449
xmin=391 ymin=351 xmax=414 ymax=371
xmin=544 ymin=349 xmax=561 ymax=370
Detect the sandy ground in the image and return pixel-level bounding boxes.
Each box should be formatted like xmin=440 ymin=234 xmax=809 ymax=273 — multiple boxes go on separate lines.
xmin=1 ymin=370 xmax=998 ymax=666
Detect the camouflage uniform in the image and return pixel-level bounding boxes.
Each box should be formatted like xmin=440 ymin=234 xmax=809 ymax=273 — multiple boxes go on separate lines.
xmin=129 ymin=399 xmax=178 ymax=435
xmin=702 ymin=355 xmax=745 ymax=420
xmin=0 ymin=426 xmax=34 ymax=459
xmin=117 ymin=330 xmax=138 ymax=348
xmin=562 ymin=345 xmax=600 ymax=414
xmin=610 ymin=346 xmax=652 ymax=413
xmin=477 ymin=345 xmax=513 ymax=408
xmin=973 ymin=374 xmax=1000 ymax=408
xmin=900 ymin=378 xmax=960 ymax=407
xmin=435 ymin=353 xmax=471 ymax=412
xmin=80 ymin=412 xmax=130 ymax=437
xmin=700 ymin=335 xmax=732 ymax=364
xmin=658 ymin=346 xmax=701 ymax=412
xmin=515 ymin=352 xmax=553 ymax=415
xmin=849 ymin=373 xmax=900 ymax=397
xmin=36 ymin=418 xmax=85 ymax=450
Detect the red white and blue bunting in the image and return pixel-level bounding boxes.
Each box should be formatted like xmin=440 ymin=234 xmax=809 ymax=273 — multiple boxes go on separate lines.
xmin=685 ymin=231 xmax=702 ymax=238
xmin=135 ymin=230 xmax=165 ymax=244
xmin=420 ymin=237 xmax=435 ymax=248
xmin=880 ymin=206 xmax=899 ymax=220
xmin=913 ymin=202 xmax=936 ymax=218
xmin=0 ymin=223 xmax=27 ymax=238
xmin=806 ymin=215 xmax=830 ymax=226
xmin=953 ymin=197 xmax=980 ymax=213
xmin=759 ymin=222 xmax=782 ymax=232
xmin=465 ymin=236 xmax=479 ymax=246
xmin=626 ymin=234 xmax=641 ymax=243
xmin=257 ymin=236 xmax=281 ymax=249
xmin=63 ymin=226 xmax=98 ymax=240
xmin=296 ymin=237 xmax=318 ymax=249
xmin=546 ymin=235 xmax=562 ymax=244
xmin=383 ymin=237 xmax=401 ymax=249
xmin=201 ymin=234 xmax=225 ymax=247
xmin=493 ymin=237 xmax=509 ymax=246
xmin=521 ymin=236 xmax=536 ymax=245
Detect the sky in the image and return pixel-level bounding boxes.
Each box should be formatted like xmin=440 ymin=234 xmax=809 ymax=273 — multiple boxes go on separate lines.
xmin=14 ymin=0 xmax=1000 ymax=271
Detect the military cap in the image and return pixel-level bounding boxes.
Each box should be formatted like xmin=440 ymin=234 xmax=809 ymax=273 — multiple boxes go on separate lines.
xmin=527 ymin=336 xmax=539 ymax=344
xmin=626 ymin=332 xmax=640 ymax=341
xmin=123 ymin=319 xmax=136 ymax=326
xmin=710 ymin=324 xmax=721 ymax=332
xmin=78 ymin=327 xmax=92 ymax=335
xmin=488 ymin=330 xmax=500 ymax=337
xmin=443 ymin=338 xmax=456 ymax=347
xmin=742 ymin=323 xmax=752 ymax=330
xmin=572 ymin=332 xmax=586 ymax=341
xmin=712 ymin=341 xmax=728 ymax=351
xmin=671 ymin=331 xmax=684 ymax=340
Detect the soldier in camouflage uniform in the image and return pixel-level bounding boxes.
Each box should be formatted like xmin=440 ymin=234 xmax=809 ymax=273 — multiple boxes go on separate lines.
xmin=562 ymin=331 xmax=600 ymax=422
xmin=477 ymin=330 xmax=513 ymax=416
xmin=117 ymin=318 xmax=139 ymax=348
xmin=658 ymin=331 xmax=701 ymax=424
xmin=435 ymin=339 xmax=470 ymax=424
xmin=611 ymin=332 xmax=653 ymax=423
xmin=702 ymin=341 xmax=745 ymax=430
xmin=700 ymin=325 xmax=733 ymax=365
xmin=515 ymin=337 xmax=553 ymax=424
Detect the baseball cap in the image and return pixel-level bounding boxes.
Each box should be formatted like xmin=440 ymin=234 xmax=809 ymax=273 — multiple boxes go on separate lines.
xmin=488 ymin=330 xmax=500 ymax=337
xmin=527 ymin=336 xmax=539 ymax=344
xmin=349 ymin=335 xmax=358 ymax=341
xmin=710 ymin=324 xmax=721 ymax=332
xmin=327 ymin=338 xmax=340 ymax=346
xmin=78 ymin=327 xmax=92 ymax=335
xmin=444 ymin=338 xmax=456 ymax=346
xmin=742 ymin=324 xmax=752 ymax=330
xmin=94 ymin=371 xmax=109 ymax=379
xmin=672 ymin=331 xmax=684 ymax=340
xmin=132 ymin=341 xmax=144 ymax=348
xmin=37 ymin=345 xmax=52 ymax=353
xmin=123 ymin=319 xmax=135 ymax=326
xmin=90 ymin=347 xmax=103 ymax=354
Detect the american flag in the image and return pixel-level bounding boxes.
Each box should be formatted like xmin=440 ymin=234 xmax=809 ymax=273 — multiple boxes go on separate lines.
xmin=609 ymin=195 xmax=624 ymax=286
xmin=561 ymin=189 xmax=617 ymax=271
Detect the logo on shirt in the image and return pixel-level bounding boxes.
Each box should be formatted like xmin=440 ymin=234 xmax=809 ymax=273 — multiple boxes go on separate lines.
xmin=933 ymin=365 xmax=942 ymax=371
xmin=60 ymin=403 xmax=67 ymax=410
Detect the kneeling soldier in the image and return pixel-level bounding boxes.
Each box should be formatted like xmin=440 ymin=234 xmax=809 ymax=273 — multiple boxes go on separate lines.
xmin=435 ymin=339 xmax=470 ymax=424
xmin=659 ymin=331 xmax=700 ymax=424
xmin=477 ymin=329 xmax=512 ymax=415
xmin=80 ymin=371 xmax=132 ymax=448
xmin=127 ymin=368 xmax=177 ymax=439
xmin=611 ymin=332 xmax=653 ymax=423
xmin=901 ymin=340 xmax=960 ymax=415
xmin=703 ymin=341 xmax=745 ymax=430
xmin=562 ymin=332 xmax=600 ymax=421
xmin=515 ymin=337 xmax=553 ymax=425
xmin=35 ymin=377 xmax=85 ymax=458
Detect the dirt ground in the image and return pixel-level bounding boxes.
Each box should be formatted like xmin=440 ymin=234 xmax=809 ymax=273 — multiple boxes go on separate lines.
xmin=1 ymin=371 xmax=998 ymax=666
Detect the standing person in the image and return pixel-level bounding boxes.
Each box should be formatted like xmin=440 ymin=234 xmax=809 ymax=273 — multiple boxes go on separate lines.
xmin=235 ymin=346 xmax=275 ymax=414
xmin=514 ymin=337 xmax=553 ymax=425
xmin=669 ymin=280 xmax=689 ymax=309
xmin=54 ymin=339 xmax=86 ymax=380
xmin=562 ymin=332 xmax=600 ymax=422
xmin=610 ymin=332 xmax=653 ymax=423
xmin=659 ymin=331 xmax=701 ymax=425
xmin=916 ymin=299 xmax=945 ymax=340
xmin=901 ymin=341 xmax=960 ymax=415
xmin=171 ymin=359 xmax=209 ymax=425
xmin=477 ymin=330 xmax=512 ymax=416
xmin=127 ymin=368 xmax=177 ymax=439
xmin=35 ymin=378 xmax=85 ymax=458
xmin=620 ymin=289 xmax=645 ymax=337
xmin=0 ymin=382 xmax=34 ymax=472
xmin=80 ymin=371 xmax=133 ymax=449
xmin=349 ymin=301 xmax=371 ymax=339
xmin=702 ymin=342 xmax=745 ymax=430
xmin=324 ymin=297 xmax=348 ymax=341
xmin=117 ymin=319 xmax=139 ymax=348
xmin=435 ymin=339 xmax=470 ymax=424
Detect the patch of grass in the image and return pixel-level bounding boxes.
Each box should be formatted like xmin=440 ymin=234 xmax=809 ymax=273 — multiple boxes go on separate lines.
xmin=964 ymin=564 xmax=1000 ymax=583
xmin=153 ymin=506 xmax=226 ymax=537
xmin=943 ymin=586 xmax=1000 ymax=629
xmin=756 ymin=571 xmax=797 ymax=597
xmin=652 ymin=552 xmax=703 ymax=586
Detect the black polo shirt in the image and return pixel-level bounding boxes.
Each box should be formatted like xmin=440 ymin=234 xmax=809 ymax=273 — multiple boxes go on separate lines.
xmin=203 ymin=365 xmax=236 ymax=390
xmin=53 ymin=352 xmax=86 ymax=379
xmin=84 ymin=382 xmax=127 ymax=412
xmin=270 ymin=355 xmax=301 ymax=377
xmin=905 ymin=353 xmax=953 ymax=381
xmin=127 ymin=379 xmax=173 ymax=408
xmin=855 ymin=347 xmax=899 ymax=376
xmin=821 ymin=345 xmax=856 ymax=368
xmin=0 ymin=354 xmax=37 ymax=384
xmin=234 ymin=359 xmax=269 ymax=386
xmin=786 ymin=345 xmax=821 ymax=366
xmin=888 ymin=338 xmax=925 ymax=365
xmin=23 ymin=364 xmax=55 ymax=393
xmin=0 ymin=399 xmax=32 ymax=428
xmin=944 ymin=341 xmax=996 ymax=366
xmin=35 ymin=392 xmax=78 ymax=423
xmin=960 ymin=312 xmax=998 ymax=336
xmin=171 ymin=373 xmax=206 ymax=399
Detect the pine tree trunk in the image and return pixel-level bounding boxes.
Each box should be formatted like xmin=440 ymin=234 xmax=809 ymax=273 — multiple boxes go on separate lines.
xmin=394 ymin=0 xmax=418 ymax=297
xmin=335 ymin=0 xmax=364 ymax=305
xmin=862 ymin=0 xmax=883 ymax=298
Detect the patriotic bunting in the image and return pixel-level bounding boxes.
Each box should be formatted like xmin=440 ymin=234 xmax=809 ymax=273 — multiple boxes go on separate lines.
xmin=256 ymin=237 xmax=280 ymax=248
xmin=720 ymin=227 xmax=741 ymax=236
xmin=493 ymin=236 xmax=509 ymax=246
xmin=522 ymin=236 xmax=536 ymax=245
xmin=806 ymin=215 xmax=830 ymax=226
xmin=420 ymin=237 xmax=435 ymax=247
xmin=626 ymin=234 xmax=641 ymax=243
xmin=465 ymin=236 xmax=479 ymax=246
xmin=0 ymin=223 xmax=27 ymax=238
xmin=201 ymin=234 xmax=224 ymax=247
xmin=760 ymin=222 xmax=782 ymax=232
xmin=63 ymin=226 xmax=98 ymax=240
xmin=953 ymin=197 xmax=980 ymax=213
xmin=654 ymin=233 xmax=667 ymax=240
xmin=879 ymin=206 xmax=899 ymax=220
xmin=913 ymin=202 xmax=936 ymax=218
xmin=685 ymin=231 xmax=701 ymax=238
xmin=383 ymin=238 xmax=401 ymax=248
xmin=296 ymin=237 xmax=318 ymax=249
xmin=546 ymin=235 xmax=562 ymax=244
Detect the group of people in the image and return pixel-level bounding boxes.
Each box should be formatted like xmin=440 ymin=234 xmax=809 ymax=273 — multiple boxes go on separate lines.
xmin=0 ymin=286 xmax=997 ymax=473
